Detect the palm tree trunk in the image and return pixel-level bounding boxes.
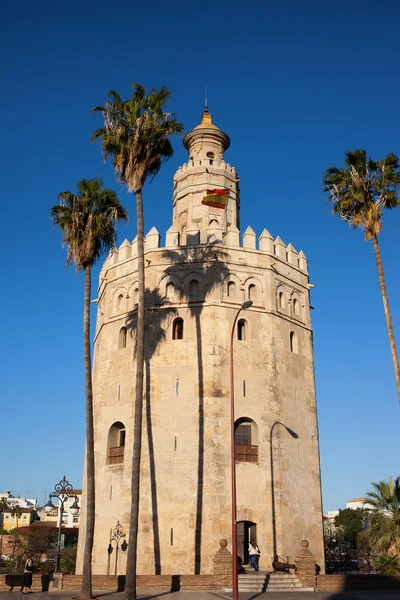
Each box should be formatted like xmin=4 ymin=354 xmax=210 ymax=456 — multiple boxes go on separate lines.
xmin=371 ymin=235 xmax=400 ymax=402
xmin=80 ymin=266 xmax=95 ymax=599
xmin=125 ymin=188 xmax=145 ymax=600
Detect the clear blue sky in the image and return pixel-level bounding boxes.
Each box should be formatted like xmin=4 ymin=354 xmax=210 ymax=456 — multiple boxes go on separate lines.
xmin=1 ymin=0 xmax=399 ymax=512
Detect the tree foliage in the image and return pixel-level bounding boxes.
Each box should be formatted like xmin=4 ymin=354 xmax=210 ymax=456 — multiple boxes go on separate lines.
xmin=91 ymin=84 xmax=182 ymax=600
xmin=366 ymin=476 xmax=400 ymax=556
xmin=322 ymin=149 xmax=400 ymax=401
xmin=91 ymin=84 xmax=183 ymax=192
xmin=51 ymin=177 xmax=128 ymax=271
xmin=322 ymin=149 xmax=400 ymax=240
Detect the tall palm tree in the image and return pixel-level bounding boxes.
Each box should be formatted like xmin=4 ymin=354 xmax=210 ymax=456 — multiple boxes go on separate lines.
xmin=51 ymin=178 xmax=127 ymax=599
xmin=91 ymin=84 xmax=183 ymax=600
xmin=322 ymin=150 xmax=400 ymax=402
xmin=365 ymin=476 xmax=400 ymax=556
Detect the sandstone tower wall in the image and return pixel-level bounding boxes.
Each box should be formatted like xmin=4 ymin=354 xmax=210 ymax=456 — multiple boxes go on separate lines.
xmin=76 ymin=108 xmax=324 ymax=576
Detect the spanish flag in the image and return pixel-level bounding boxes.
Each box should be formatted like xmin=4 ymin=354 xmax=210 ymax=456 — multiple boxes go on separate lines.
xmin=202 ymin=188 xmax=229 ymax=209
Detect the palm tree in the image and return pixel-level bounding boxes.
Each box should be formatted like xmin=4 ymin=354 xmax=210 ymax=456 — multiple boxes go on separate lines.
xmin=51 ymin=178 xmax=127 ymax=599
xmin=365 ymin=476 xmax=400 ymax=556
xmin=91 ymin=84 xmax=183 ymax=600
xmin=322 ymin=150 xmax=400 ymax=402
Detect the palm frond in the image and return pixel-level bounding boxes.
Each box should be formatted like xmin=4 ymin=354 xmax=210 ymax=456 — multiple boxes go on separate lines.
xmin=51 ymin=178 xmax=128 ymax=272
xmin=322 ymin=150 xmax=400 ymax=240
xmin=91 ymin=83 xmax=183 ymax=193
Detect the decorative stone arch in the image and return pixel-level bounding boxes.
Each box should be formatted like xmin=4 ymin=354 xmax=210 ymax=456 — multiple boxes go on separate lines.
xmin=234 ymin=417 xmax=259 ymax=463
xmin=290 ymin=290 xmax=302 ymax=320
xmin=107 ymin=421 xmax=126 ymax=465
xmin=128 ymin=281 xmax=139 ymax=309
xmin=237 ymin=318 xmax=249 ymax=341
xmin=183 ymin=272 xmax=205 ymax=302
xmin=172 ymin=317 xmax=184 ymax=340
xmin=158 ymin=274 xmax=181 ymax=304
xmin=276 ymin=283 xmax=288 ymax=313
xmin=243 ymin=275 xmax=263 ymax=306
xmin=112 ymin=287 xmax=128 ymax=316
xmin=222 ymin=273 xmax=241 ymax=304
xmin=118 ymin=326 xmax=127 ymax=349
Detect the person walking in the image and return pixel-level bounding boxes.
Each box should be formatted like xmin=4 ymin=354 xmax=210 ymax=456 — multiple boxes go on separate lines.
xmin=22 ymin=557 xmax=34 ymax=594
xmin=249 ymin=538 xmax=260 ymax=572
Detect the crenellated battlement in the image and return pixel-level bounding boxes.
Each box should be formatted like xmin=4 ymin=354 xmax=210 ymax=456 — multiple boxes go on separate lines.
xmin=174 ymin=159 xmax=237 ymax=180
xmin=100 ymin=224 xmax=308 ymax=285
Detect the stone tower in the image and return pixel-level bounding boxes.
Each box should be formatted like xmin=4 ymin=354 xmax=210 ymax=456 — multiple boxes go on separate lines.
xmin=76 ymin=108 xmax=324 ymax=576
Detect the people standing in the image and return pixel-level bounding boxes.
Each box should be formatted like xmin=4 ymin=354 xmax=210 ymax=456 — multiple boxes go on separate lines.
xmin=249 ymin=538 xmax=260 ymax=572
xmin=22 ymin=557 xmax=34 ymax=594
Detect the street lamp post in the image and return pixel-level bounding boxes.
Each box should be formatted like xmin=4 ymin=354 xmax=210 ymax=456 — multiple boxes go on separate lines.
xmin=230 ymin=299 xmax=253 ymax=600
xmin=44 ymin=476 xmax=80 ymax=572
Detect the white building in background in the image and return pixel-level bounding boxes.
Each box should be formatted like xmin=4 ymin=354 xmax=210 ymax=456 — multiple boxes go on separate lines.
xmin=57 ymin=489 xmax=82 ymax=529
xmin=0 ymin=490 xmax=37 ymax=509
xmin=346 ymin=497 xmax=371 ymax=510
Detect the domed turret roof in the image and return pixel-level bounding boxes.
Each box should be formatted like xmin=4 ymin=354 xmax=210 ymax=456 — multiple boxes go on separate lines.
xmin=193 ymin=107 xmax=221 ymax=131
xmin=183 ymin=106 xmax=230 ymax=152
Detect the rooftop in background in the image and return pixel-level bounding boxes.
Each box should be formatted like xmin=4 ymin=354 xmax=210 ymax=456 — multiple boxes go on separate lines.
xmin=0 ymin=491 xmax=37 ymax=509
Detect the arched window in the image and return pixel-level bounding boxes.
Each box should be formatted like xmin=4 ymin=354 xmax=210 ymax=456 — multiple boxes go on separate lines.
xmin=117 ymin=294 xmax=124 ymax=311
xmin=238 ymin=319 xmax=247 ymax=341
xmin=227 ymin=281 xmax=236 ymax=297
xmin=290 ymin=331 xmax=298 ymax=353
xmin=172 ymin=318 xmax=184 ymax=340
xmin=235 ymin=418 xmax=258 ymax=463
xmin=248 ymin=284 xmax=256 ymax=300
xmin=206 ymin=151 xmax=215 ymax=165
xmin=279 ymin=292 xmax=285 ymax=309
xmin=293 ymin=298 xmax=298 ymax=315
xmin=107 ymin=422 xmax=125 ymax=464
xmin=133 ymin=288 xmax=138 ymax=305
xmin=189 ymin=279 xmax=199 ymax=298
xmin=118 ymin=327 xmax=127 ymax=349
xmin=166 ymin=282 xmax=174 ymax=300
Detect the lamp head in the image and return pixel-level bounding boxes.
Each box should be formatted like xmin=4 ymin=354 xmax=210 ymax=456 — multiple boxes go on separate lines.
xmin=241 ymin=300 xmax=253 ymax=310
xmin=69 ymin=497 xmax=80 ymax=516
xmin=44 ymin=498 xmax=56 ymax=513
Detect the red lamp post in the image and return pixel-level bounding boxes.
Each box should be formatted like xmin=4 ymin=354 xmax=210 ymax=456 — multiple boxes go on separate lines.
xmin=230 ymin=300 xmax=252 ymax=600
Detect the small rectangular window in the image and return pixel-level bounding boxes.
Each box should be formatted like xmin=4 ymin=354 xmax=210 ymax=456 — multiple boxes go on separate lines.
xmin=119 ymin=429 xmax=126 ymax=447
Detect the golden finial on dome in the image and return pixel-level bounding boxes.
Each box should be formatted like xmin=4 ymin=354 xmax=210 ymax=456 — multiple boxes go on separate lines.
xmin=194 ymin=105 xmax=220 ymax=131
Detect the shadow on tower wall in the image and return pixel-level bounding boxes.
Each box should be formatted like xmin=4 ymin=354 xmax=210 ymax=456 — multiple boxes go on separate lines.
xmin=127 ymin=242 xmax=229 ymax=574
xmin=127 ymin=289 xmax=177 ymax=574
xmin=162 ymin=243 xmax=229 ymax=574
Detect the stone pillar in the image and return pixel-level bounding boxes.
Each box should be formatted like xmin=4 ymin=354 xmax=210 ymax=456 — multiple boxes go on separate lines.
xmin=213 ymin=539 xmax=232 ymax=583
xmin=295 ymin=540 xmax=316 ymax=589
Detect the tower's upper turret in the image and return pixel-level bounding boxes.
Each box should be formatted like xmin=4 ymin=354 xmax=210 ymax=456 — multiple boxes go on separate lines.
xmin=172 ymin=108 xmax=239 ymax=245
xmin=183 ymin=107 xmax=230 ymax=162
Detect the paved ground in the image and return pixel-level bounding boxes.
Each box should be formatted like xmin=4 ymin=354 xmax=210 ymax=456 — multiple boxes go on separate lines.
xmin=1 ymin=591 xmax=400 ymax=600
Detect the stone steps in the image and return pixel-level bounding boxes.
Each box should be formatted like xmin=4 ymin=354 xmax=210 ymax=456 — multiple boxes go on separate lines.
xmin=235 ymin=571 xmax=309 ymax=593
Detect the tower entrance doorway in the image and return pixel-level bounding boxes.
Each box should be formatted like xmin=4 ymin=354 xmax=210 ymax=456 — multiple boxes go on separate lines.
xmin=237 ymin=521 xmax=256 ymax=565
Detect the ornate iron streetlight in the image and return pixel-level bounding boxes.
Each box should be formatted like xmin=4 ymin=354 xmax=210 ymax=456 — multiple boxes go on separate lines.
xmin=44 ymin=476 xmax=80 ymax=572
xmin=107 ymin=521 xmax=126 ymax=575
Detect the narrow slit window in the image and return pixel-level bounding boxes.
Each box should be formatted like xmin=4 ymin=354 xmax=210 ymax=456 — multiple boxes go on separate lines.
xmin=227 ymin=281 xmax=235 ymax=297
xmin=118 ymin=327 xmax=127 ymax=349
xmin=172 ymin=318 xmax=184 ymax=340
xmin=248 ymin=284 xmax=256 ymax=300
xmin=290 ymin=331 xmax=298 ymax=353
xmin=238 ymin=319 xmax=247 ymax=341
xmin=293 ymin=298 xmax=298 ymax=315
xmin=279 ymin=292 xmax=285 ymax=309
xmin=189 ymin=279 xmax=199 ymax=298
